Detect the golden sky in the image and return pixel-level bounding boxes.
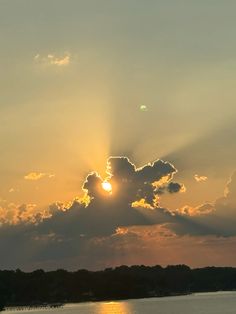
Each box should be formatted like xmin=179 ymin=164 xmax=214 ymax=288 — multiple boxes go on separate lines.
xmin=0 ymin=0 xmax=236 ymax=270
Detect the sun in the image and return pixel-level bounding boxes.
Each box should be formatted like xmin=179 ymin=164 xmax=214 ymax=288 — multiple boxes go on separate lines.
xmin=102 ymin=181 xmax=112 ymax=193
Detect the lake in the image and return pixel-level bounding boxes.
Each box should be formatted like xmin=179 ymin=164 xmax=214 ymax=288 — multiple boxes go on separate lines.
xmin=5 ymin=291 xmax=236 ymax=314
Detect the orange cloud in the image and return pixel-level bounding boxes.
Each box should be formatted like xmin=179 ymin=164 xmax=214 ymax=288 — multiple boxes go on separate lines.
xmin=177 ymin=203 xmax=215 ymax=216
xmin=0 ymin=203 xmax=38 ymax=224
xmin=132 ymin=197 xmax=158 ymax=209
xmin=24 ymin=172 xmax=55 ymax=181
xmin=92 ymin=224 xmax=236 ymax=268
xmin=194 ymin=174 xmax=208 ymax=182
xmin=0 ymin=201 xmax=68 ymax=225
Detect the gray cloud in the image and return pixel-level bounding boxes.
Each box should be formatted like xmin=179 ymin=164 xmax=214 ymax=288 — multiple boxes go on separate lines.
xmin=1 ymin=157 xmax=235 ymax=270
xmin=0 ymin=156 xmax=182 ymax=270
xmin=83 ymin=157 xmax=178 ymax=208
xmin=157 ymin=182 xmax=185 ymax=195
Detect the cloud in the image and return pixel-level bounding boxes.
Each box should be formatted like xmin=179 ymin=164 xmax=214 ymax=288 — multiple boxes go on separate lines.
xmin=0 ymin=203 xmax=40 ymax=225
xmin=178 ymin=203 xmax=215 ymax=216
xmin=63 ymin=156 xmax=182 ymax=237
xmin=157 ymin=182 xmax=186 ymax=194
xmin=24 ymin=172 xmax=55 ymax=181
xmin=0 ymin=200 xmax=68 ymax=226
xmin=89 ymin=224 xmax=236 ymax=268
xmin=0 ymin=156 xmax=185 ymax=269
xmin=3 ymin=157 xmax=182 ymax=230
xmin=194 ymin=174 xmax=208 ymax=182
xmin=34 ymin=53 xmax=70 ymax=66
xmin=171 ymin=171 xmax=236 ymax=237
xmin=83 ymin=157 xmax=178 ymax=203
xmin=1 ymin=157 xmax=236 ymax=270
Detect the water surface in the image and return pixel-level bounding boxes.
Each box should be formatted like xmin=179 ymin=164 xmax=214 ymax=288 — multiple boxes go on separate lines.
xmin=5 ymin=291 xmax=236 ymax=314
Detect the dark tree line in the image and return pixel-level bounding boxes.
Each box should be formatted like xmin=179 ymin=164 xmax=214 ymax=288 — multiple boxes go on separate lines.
xmin=0 ymin=265 xmax=236 ymax=310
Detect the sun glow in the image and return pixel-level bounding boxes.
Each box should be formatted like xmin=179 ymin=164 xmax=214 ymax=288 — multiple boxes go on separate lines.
xmin=102 ymin=181 xmax=112 ymax=193
xmin=98 ymin=301 xmax=130 ymax=314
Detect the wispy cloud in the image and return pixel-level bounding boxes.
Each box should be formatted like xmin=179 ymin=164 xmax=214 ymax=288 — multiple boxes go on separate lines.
xmin=178 ymin=203 xmax=215 ymax=216
xmin=194 ymin=174 xmax=208 ymax=182
xmin=34 ymin=52 xmax=71 ymax=66
xmin=24 ymin=172 xmax=55 ymax=181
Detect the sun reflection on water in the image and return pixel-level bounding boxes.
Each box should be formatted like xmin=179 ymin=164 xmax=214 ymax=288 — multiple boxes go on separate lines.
xmin=97 ymin=301 xmax=132 ymax=314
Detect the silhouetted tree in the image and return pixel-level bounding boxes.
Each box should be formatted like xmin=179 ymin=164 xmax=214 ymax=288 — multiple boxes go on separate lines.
xmin=0 ymin=265 xmax=236 ymax=306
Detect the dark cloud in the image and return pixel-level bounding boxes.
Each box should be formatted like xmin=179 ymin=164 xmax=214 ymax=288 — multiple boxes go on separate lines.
xmin=1 ymin=156 xmax=236 ymax=270
xmin=0 ymin=156 xmax=182 ymax=270
xmin=69 ymin=156 xmax=180 ymax=236
xmin=83 ymin=157 xmax=178 ymax=208
xmin=156 ymin=182 xmax=185 ymax=195
xmin=107 ymin=157 xmax=177 ymax=206
xmin=167 ymin=182 xmax=184 ymax=193
xmin=83 ymin=172 xmax=103 ymax=199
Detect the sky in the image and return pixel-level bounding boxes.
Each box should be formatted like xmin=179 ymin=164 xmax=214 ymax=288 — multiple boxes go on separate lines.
xmin=1 ymin=0 xmax=236 ymax=270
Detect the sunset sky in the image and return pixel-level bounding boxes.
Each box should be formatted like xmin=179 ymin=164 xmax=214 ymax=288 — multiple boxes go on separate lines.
xmin=1 ymin=0 xmax=236 ymax=270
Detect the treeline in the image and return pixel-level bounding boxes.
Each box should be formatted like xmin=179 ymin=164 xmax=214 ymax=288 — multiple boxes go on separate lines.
xmin=1 ymin=265 xmax=236 ymax=309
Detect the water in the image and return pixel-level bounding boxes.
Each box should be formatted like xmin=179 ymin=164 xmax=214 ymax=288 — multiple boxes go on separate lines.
xmin=5 ymin=291 xmax=236 ymax=314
